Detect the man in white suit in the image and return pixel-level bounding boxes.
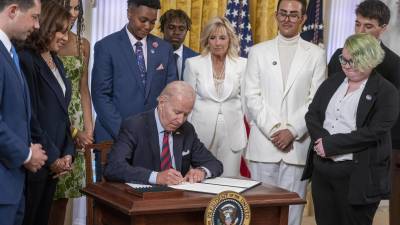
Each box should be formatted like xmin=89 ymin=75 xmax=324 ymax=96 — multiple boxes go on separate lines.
xmin=244 ymin=1 xmax=326 ymax=225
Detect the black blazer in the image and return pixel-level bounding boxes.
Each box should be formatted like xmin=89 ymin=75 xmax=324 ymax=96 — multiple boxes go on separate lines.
xmin=104 ymin=110 xmax=223 ymax=184
xmin=302 ymin=71 xmax=399 ymax=204
xmin=19 ymin=49 xmax=74 ymax=180
xmin=328 ymin=43 xmax=400 ymax=148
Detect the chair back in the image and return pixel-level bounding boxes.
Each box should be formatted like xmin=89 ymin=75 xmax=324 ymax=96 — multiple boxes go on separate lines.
xmin=83 ymin=141 xmax=113 ymax=184
xmin=83 ymin=141 xmax=113 ymax=225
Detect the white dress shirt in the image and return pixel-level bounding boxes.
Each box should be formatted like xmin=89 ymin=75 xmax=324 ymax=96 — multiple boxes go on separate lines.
xmin=148 ymin=108 xmax=211 ymax=184
xmin=323 ymin=78 xmax=367 ymax=161
xmin=0 ymin=29 xmax=12 ymax=56
xmin=174 ymin=44 xmax=183 ymax=79
xmin=126 ymin=25 xmax=148 ymax=69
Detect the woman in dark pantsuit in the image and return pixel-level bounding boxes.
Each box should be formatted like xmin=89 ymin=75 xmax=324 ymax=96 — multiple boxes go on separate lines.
xmin=302 ymin=33 xmax=399 ymax=225
xmin=18 ymin=2 xmax=75 ymax=225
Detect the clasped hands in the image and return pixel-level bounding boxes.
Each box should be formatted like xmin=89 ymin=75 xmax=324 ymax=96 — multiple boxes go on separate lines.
xmin=24 ymin=143 xmax=47 ymax=173
xmin=156 ymin=168 xmax=206 ymax=185
xmin=74 ymin=129 xmax=94 ymax=150
xmin=271 ymin=129 xmax=294 ymax=152
xmin=51 ymin=155 xmax=73 ymax=178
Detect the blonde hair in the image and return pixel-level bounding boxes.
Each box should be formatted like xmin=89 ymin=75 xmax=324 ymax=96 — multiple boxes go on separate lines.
xmin=344 ymin=33 xmax=385 ymax=72
xmin=200 ymin=16 xmax=240 ymax=59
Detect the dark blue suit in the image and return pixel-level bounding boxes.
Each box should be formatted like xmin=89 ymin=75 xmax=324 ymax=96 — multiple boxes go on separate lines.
xmin=18 ymin=49 xmax=74 ymax=225
xmin=91 ymin=28 xmax=177 ymax=143
xmin=0 ymin=41 xmax=31 ymax=225
xmin=180 ymin=45 xmax=198 ymax=80
xmin=104 ymin=110 xmax=223 ymax=184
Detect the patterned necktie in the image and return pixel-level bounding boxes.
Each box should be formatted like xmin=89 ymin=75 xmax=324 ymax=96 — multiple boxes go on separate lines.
xmin=160 ymin=132 xmax=172 ymax=171
xmin=174 ymin=53 xmax=180 ymax=80
xmin=135 ymin=41 xmax=146 ymax=87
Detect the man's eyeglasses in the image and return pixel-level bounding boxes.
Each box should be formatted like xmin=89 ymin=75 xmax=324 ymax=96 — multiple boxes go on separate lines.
xmin=276 ymin=12 xmax=302 ymax=22
xmin=338 ymin=54 xmax=354 ymax=67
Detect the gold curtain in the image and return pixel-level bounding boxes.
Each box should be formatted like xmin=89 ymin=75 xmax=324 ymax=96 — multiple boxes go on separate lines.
xmin=153 ymin=0 xmax=279 ymax=52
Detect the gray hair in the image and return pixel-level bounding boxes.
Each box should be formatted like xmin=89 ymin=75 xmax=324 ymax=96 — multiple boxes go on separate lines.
xmin=158 ymin=81 xmax=195 ymax=102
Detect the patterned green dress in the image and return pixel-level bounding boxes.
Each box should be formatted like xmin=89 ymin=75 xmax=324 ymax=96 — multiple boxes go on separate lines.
xmin=54 ymin=56 xmax=86 ymax=199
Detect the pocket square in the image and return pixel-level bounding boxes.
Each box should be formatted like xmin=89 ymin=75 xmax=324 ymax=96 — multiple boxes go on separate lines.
xmin=182 ymin=149 xmax=190 ymax=156
xmin=156 ymin=64 xmax=164 ymax=70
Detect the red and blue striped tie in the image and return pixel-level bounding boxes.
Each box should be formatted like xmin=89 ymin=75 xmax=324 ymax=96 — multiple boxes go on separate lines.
xmin=160 ymin=132 xmax=172 ymax=171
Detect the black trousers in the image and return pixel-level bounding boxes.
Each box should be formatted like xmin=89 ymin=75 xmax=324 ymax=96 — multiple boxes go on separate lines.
xmin=22 ymin=177 xmax=57 ymax=225
xmin=390 ymin=149 xmax=400 ymax=225
xmin=312 ymin=155 xmax=379 ymax=225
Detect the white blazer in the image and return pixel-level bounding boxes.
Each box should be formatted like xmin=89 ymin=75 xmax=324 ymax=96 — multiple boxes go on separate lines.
xmin=184 ymin=53 xmax=247 ymax=151
xmin=244 ymin=36 xmax=326 ymax=165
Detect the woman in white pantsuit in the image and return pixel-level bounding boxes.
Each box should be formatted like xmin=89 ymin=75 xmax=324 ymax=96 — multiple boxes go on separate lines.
xmin=183 ymin=16 xmax=247 ymax=177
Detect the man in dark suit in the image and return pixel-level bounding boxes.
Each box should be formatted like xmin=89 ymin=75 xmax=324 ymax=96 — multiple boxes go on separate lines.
xmin=91 ymin=0 xmax=177 ymax=143
xmin=0 ymin=1 xmax=47 ymax=225
xmin=327 ymin=1 xmax=400 ymax=224
xmin=159 ymin=9 xmax=198 ymax=80
xmin=104 ymin=81 xmax=223 ymax=185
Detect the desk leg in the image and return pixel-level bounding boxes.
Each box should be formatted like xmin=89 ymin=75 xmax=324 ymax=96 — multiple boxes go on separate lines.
xmin=279 ymin=206 xmax=289 ymax=225
xmin=93 ymin=202 xmax=103 ymax=225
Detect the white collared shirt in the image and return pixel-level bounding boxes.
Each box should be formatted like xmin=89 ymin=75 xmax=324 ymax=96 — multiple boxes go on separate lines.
xmin=148 ymin=108 xmax=176 ymax=184
xmin=323 ymin=78 xmax=368 ymax=161
xmin=174 ymin=44 xmax=183 ymax=79
xmin=0 ymin=29 xmax=13 ymax=57
xmin=148 ymin=108 xmax=211 ymax=184
xmin=155 ymin=108 xmax=176 ymax=168
xmin=125 ymin=25 xmax=148 ymax=69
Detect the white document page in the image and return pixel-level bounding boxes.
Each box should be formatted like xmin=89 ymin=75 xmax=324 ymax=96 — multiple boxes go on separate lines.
xmin=169 ymin=182 xmax=245 ymax=194
xmin=202 ymin=177 xmax=260 ymax=188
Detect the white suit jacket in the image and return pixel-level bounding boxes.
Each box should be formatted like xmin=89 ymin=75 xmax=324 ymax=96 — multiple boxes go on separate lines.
xmin=184 ymin=54 xmax=247 ymax=151
xmin=244 ymin=36 xmax=326 ymax=165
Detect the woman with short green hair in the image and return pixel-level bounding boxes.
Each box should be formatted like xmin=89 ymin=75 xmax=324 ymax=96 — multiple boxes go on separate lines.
xmin=302 ymin=33 xmax=399 ymax=225
xmin=342 ymin=33 xmax=385 ymax=72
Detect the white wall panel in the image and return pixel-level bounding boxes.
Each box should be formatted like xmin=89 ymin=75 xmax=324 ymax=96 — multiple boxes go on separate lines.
xmin=326 ymin=0 xmax=362 ymax=61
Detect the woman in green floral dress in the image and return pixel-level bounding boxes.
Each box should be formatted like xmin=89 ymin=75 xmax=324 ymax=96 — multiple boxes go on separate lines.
xmin=49 ymin=0 xmax=93 ymax=224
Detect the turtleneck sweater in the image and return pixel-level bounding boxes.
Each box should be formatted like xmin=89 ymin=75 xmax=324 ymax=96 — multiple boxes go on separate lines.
xmin=276 ymin=33 xmax=300 ymax=138
xmin=278 ymin=33 xmax=300 ymax=89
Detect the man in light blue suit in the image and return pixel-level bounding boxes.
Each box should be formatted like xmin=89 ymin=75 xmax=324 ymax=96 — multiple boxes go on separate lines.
xmin=91 ymin=0 xmax=177 ymax=143
xmin=159 ymin=9 xmax=198 ymax=80
xmin=0 ymin=1 xmax=47 ymax=225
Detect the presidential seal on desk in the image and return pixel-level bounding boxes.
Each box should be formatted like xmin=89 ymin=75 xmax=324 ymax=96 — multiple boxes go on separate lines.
xmin=204 ymin=191 xmax=251 ymax=225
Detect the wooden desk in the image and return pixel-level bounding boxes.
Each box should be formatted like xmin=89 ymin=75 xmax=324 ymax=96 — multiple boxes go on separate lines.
xmin=82 ymin=182 xmax=305 ymax=225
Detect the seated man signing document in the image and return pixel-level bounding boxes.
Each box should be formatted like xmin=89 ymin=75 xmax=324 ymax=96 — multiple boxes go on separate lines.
xmin=104 ymin=81 xmax=223 ymax=185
